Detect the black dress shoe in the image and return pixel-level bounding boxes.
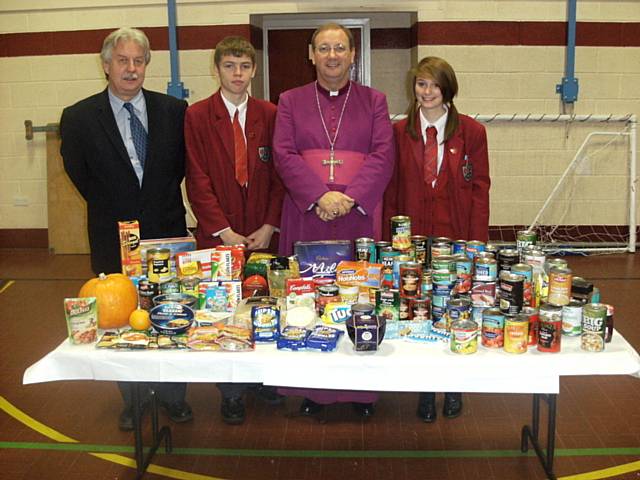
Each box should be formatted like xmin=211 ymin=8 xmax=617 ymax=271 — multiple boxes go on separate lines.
xmin=352 ymin=402 xmax=376 ymax=418
xmin=299 ymin=398 xmax=324 ymax=416
xmin=118 ymin=407 xmax=134 ymax=431
xmin=255 ymin=385 xmax=285 ymax=406
xmin=417 ymin=394 xmax=437 ymax=423
xmin=443 ymin=392 xmax=463 ymax=419
xmin=163 ymin=400 xmax=193 ymax=424
xmin=221 ymin=396 xmax=245 ymax=425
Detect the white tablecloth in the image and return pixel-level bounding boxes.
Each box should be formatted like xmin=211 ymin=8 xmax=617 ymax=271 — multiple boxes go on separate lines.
xmin=23 ymin=329 xmax=640 ymax=394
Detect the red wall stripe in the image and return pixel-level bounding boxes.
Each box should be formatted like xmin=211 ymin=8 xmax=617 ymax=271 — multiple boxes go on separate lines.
xmin=1 ymin=21 xmax=639 ymax=57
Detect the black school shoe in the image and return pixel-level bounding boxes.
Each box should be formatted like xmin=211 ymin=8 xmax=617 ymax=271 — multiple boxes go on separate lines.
xmin=254 ymin=385 xmax=285 ymax=406
xmin=443 ymin=393 xmax=463 ymax=419
xmin=352 ymin=402 xmax=376 ymax=418
xmin=163 ymin=400 xmax=194 ymax=424
xmin=221 ymin=396 xmax=245 ymax=425
xmin=416 ymin=393 xmax=437 ymax=423
xmin=299 ymin=398 xmax=324 ymax=416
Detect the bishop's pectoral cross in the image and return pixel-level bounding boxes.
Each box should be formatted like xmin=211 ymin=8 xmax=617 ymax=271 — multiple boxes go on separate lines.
xmin=322 ymin=148 xmax=343 ymax=184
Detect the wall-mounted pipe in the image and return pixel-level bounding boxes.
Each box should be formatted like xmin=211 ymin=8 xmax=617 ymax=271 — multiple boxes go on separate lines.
xmin=166 ymin=0 xmax=189 ymax=100
xmin=556 ymin=0 xmax=579 ymax=104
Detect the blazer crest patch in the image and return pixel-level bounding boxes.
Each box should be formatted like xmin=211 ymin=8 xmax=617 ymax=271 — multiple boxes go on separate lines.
xmin=462 ymin=155 xmax=472 ymax=182
xmin=258 ymin=146 xmax=271 ymax=162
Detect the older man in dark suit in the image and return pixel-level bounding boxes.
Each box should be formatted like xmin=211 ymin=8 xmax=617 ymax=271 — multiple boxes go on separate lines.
xmin=60 ymin=27 xmax=192 ymax=430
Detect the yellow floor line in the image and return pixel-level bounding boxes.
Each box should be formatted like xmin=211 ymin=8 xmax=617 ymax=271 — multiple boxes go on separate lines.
xmin=0 ymin=280 xmax=15 ymax=294
xmin=0 ymin=396 xmax=223 ymax=480
xmin=559 ymin=460 xmax=640 ymax=480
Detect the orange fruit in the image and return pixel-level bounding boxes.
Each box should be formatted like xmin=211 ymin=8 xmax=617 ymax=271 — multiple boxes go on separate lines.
xmin=129 ymin=308 xmax=151 ymax=331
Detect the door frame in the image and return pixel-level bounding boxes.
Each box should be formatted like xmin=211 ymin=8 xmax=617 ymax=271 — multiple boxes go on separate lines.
xmin=261 ymin=16 xmax=371 ymax=101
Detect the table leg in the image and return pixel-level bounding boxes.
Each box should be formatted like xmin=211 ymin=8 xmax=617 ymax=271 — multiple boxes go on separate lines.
xmin=521 ymin=393 xmax=557 ymax=480
xmin=132 ymin=383 xmax=173 ymax=479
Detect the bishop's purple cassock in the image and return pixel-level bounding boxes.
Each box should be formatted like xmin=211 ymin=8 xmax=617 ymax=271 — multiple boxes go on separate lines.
xmin=273 ymin=80 xmax=395 ymax=256
xmin=273 ymin=80 xmax=394 ymax=405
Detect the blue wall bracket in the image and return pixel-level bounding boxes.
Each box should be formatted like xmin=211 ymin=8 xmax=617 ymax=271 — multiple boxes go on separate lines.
xmin=166 ymin=0 xmax=189 ymax=100
xmin=556 ymin=0 xmax=579 ymax=104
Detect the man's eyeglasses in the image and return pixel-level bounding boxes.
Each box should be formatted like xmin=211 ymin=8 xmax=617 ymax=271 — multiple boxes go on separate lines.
xmin=315 ymin=44 xmax=349 ymax=55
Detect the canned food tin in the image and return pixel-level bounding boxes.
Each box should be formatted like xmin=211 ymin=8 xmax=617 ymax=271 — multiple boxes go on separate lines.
xmin=355 ymin=237 xmax=375 ymax=262
xmin=432 ymin=305 xmax=446 ymax=330
xmin=138 ymin=279 xmax=159 ymax=311
xmin=432 ymin=292 xmax=451 ymax=309
xmin=538 ymin=303 xmax=562 ymax=352
xmin=393 ymin=255 xmax=412 ymax=289
xmin=339 ymin=284 xmax=360 ymax=305
xmin=374 ymin=241 xmax=391 ymax=264
xmin=446 ymin=297 xmax=471 ymax=330
xmin=380 ymin=247 xmax=400 ymax=288
xmin=351 ymin=303 xmax=376 ymax=321
xmin=391 ymin=216 xmax=411 ymax=250
xmin=411 ymin=298 xmax=431 ymax=321
xmin=504 ymin=314 xmax=529 ymax=353
xmin=421 ymin=269 xmax=433 ymax=296
xmin=481 ymin=307 xmax=505 ymax=348
xmin=317 ymin=284 xmax=340 ymax=316
xmin=511 ymin=263 xmax=533 ymax=306
xmin=571 ymin=277 xmax=594 ymax=305
xmin=516 ymin=229 xmax=537 ymax=260
xmin=160 ymin=277 xmax=181 ymax=295
xmin=561 ymin=301 xmax=583 ymax=336
xmin=431 ymin=241 xmax=452 ymax=259
xmin=472 ymin=305 xmax=487 ymax=323
xmin=499 ymin=271 xmax=525 ymax=315
xmin=452 ymin=239 xmax=467 ymax=255
xmin=581 ymin=303 xmax=608 ymax=352
xmin=498 ymin=248 xmax=519 ymax=272
xmin=604 ymin=304 xmax=614 ymax=343
xmin=399 ymin=297 xmax=411 ymax=320
xmin=410 ymin=235 xmax=428 ymax=265
xmin=548 ymin=267 xmax=572 ymax=306
xmin=180 ymin=276 xmax=200 ymax=297
xmin=465 ymin=240 xmax=486 ymax=260
xmin=147 ymin=248 xmax=172 ymax=283
xmin=523 ymin=247 xmax=546 ymax=274
xmin=470 ymin=280 xmax=496 ymax=307
xmin=450 ymin=319 xmax=478 ymax=354
xmin=432 ymin=255 xmax=456 ymax=285
xmin=521 ymin=306 xmax=539 ymax=346
xmin=400 ymin=262 xmax=423 ymax=298
xmin=454 ymin=255 xmax=473 ymax=294
xmin=474 ymin=257 xmax=498 ymax=281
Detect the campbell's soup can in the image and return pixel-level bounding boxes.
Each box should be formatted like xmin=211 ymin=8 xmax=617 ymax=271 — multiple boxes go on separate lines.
xmin=499 ymin=271 xmax=525 ymax=314
xmin=481 ymin=307 xmax=505 ymax=348
xmin=465 ymin=240 xmax=486 ymax=260
xmin=562 ymin=301 xmax=583 ymax=336
xmin=538 ymin=303 xmax=562 ymax=352
xmin=391 ymin=216 xmax=411 ymax=250
xmin=581 ymin=303 xmax=608 ymax=351
xmin=450 ymin=319 xmax=478 ymax=354
xmin=498 ymin=248 xmax=519 ymax=273
xmin=355 ymin=237 xmax=375 ymax=262
xmin=504 ymin=314 xmax=529 ymax=353
xmin=548 ymin=267 xmax=572 ymax=306
xmin=521 ymin=306 xmax=539 ymax=346
xmin=410 ymin=235 xmax=428 ymax=266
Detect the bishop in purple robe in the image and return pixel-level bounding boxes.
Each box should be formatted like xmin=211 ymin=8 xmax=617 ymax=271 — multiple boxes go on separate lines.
xmin=272 ymin=23 xmax=394 ymax=417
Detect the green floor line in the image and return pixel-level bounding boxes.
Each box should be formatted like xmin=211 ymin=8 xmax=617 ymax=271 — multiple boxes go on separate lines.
xmin=1 ymin=442 xmax=639 ymax=459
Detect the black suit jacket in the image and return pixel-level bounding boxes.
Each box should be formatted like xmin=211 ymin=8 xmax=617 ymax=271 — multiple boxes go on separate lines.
xmin=60 ymin=88 xmax=188 ymax=274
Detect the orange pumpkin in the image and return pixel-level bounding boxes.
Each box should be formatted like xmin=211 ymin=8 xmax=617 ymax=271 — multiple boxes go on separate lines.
xmin=78 ymin=273 xmax=138 ymax=329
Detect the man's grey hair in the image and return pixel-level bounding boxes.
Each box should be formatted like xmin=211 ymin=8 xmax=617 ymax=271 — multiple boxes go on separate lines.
xmin=100 ymin=27 xmax=151 ymax=64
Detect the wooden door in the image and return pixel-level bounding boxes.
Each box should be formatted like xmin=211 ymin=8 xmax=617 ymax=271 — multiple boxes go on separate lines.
xmin=267 ymin=28 xmax=362 ymax=104
xmin=47 ymin=127 xmax=90 ymax=254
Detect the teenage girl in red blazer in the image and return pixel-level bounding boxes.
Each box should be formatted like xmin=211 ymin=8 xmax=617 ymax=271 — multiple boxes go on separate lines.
xmin=383 ymin=56 xmax=491 ymax=422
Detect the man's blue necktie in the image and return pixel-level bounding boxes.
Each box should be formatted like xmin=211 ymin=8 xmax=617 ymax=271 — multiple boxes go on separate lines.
xmin=123 ymin=102 xmax=147 ymax=168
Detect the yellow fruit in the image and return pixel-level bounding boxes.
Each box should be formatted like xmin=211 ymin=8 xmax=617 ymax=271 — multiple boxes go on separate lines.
xmin=129 ymin=308 xmax=151 ymax=331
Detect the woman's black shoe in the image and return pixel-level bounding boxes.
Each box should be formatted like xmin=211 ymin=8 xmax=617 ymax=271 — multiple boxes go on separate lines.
xmin=443 ymin=392 xmax=463 ymax=418
xmin=299 ymin=398 xmax=324 ymax=416
xmin=221 ymin=396 xmax=245 ymax=425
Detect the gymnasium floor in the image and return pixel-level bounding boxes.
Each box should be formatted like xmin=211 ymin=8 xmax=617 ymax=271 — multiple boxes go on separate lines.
xmin=1 ymin=249 xmax=639 ymax=480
